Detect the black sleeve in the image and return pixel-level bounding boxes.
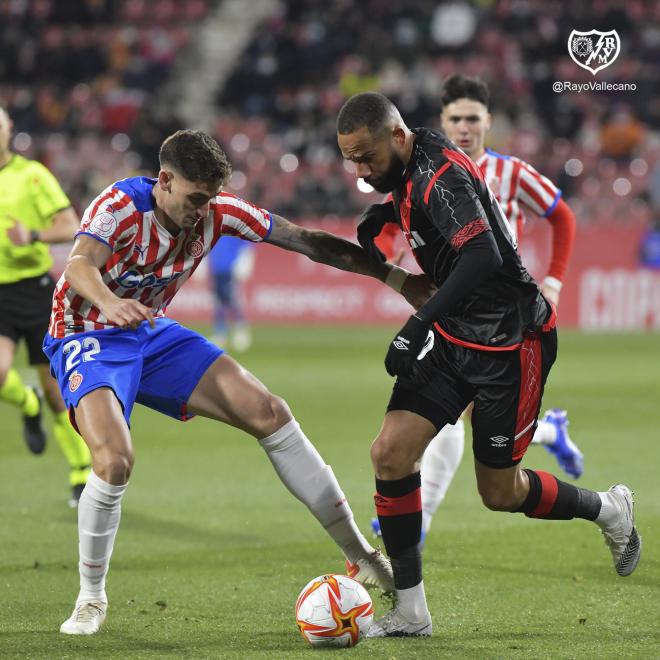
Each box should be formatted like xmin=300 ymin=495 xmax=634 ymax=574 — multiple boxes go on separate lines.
xmin=415 ymin=230 xmax=503 ymax=323
xmin=420 ymin=162 xmax=491 ymax=250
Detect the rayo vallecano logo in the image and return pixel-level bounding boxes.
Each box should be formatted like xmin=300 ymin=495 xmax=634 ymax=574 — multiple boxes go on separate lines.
xmin=568 ymin=30 xmax=620 ymax=75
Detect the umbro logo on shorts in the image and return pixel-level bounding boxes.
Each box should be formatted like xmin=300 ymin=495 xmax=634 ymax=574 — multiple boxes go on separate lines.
xmin=490 ymin=435 xmax=508 ymax=447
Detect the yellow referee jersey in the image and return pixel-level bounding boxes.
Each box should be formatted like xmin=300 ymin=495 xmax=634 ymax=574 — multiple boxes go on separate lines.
xmin=0 ymin=154 xmax=71 ymax=284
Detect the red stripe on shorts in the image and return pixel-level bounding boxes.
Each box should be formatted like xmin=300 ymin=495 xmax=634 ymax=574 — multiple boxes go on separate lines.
xmin=511 ymin=332 xmax=542 ymax=461
xmin=374 ymin=488 xmax=422 ymax=517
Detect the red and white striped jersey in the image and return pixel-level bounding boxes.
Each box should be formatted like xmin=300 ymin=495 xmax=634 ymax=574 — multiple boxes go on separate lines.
xmin=476 ymin=149 xmax=561 ymax=242
xmin=49 ymin=176 xmax=271 ymax=338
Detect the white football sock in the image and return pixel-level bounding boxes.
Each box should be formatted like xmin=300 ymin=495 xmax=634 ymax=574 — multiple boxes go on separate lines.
xmin=77 ymin=471 xmax=127 ymax=603
xmin=531 ymin=419 xmax=557 ymax=445
xmin=396 ymin=580 xmax=430 ymax=621
xmin=595 ymin=490 xmax=620 ymax=528
xmin=259 ymin=419 xmax=372 ymax=562
xmin=420 ymin=420 xmax=465 ymax=534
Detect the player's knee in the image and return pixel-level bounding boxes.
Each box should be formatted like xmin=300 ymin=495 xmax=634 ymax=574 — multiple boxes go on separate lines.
xmin=478 ymin=484 xmax=518 ymax=512
xmin=254 ymin=393 xmax=292 ymax=437
xmin=92 ymin=445 xmax=135 ymax=484
xmin=370 ymin=433 xmax=413 ymax=479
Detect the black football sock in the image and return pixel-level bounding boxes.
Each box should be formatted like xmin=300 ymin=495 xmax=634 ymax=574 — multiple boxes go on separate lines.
xmin=516 ymin=469 xmax=602 ymax=520
xmin=374 ymin=472 xmax=422 ymax=589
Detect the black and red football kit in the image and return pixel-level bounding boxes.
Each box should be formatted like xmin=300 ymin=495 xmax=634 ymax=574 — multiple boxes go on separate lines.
xmin=385 ymin=128 xmax=557 ymax=468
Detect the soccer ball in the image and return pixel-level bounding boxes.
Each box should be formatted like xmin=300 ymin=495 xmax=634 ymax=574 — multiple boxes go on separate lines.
xmin=295 ymin=573 xmax=374 ymax=648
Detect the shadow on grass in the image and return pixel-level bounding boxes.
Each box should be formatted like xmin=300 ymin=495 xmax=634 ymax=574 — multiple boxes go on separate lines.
xmin=0 ymin=629 xmax=306 ymax=657
xmin=118 ymin=508 xmax=260 ymax=546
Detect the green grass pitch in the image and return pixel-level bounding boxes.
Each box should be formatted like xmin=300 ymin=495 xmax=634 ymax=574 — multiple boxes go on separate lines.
xmin=0 ymin=326 xmax=658 ymax=659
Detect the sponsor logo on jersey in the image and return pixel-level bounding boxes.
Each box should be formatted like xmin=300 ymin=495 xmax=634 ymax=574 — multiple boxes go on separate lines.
xmin=405 ymin=230 xmax=427 ymax=249
xmin=69 ymin=370 xmax=83 ymax=392
xmin=116 ymin=269 xmax=184 ymax=289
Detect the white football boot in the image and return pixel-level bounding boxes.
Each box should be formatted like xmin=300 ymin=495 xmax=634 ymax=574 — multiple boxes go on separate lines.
xmin=366 ymin=606 xmax=432 ymax=638
xmin=345 ymin=549 xmax=395 ymax=593
xmin=599 ymin=484 xmax=642 ymax=577
xmin=60 ymin=599 xmax=107 ymax=635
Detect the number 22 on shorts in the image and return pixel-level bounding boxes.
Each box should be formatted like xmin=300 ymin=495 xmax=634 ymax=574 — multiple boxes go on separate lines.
xmin=63 ymin=337 xmax=101 ymax=372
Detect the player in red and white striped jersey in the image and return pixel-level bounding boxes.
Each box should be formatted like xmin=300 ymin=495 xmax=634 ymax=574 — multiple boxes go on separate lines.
xmin=49 ymin=181 xmax=271 ymax=338
xmin=48 ymin=130 xmax=433 ymax=635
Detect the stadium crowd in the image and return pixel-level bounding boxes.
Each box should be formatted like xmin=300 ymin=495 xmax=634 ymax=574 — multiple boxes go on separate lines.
xmin=0 ymin=0 xmax=207 ymax=204
xmin=1 ymin=0 xmax=658 ymax=226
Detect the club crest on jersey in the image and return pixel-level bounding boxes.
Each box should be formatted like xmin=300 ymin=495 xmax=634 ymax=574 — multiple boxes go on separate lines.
xmin=69 ymin=370 xmax=83 ymax=393
xmin=89 ymin=212 xmax=118 ymax=238
xmin=568 ymin=30 xmax=620 ymax=75
xmin=186 ymin=238 xmax=204 ymax=258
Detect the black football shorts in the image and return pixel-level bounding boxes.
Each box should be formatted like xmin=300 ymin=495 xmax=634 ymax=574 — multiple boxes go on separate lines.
xmin=0 ymin=273 xmax=55 ymax=365
xmin=388 ymin=325 xmax=557 ymax=468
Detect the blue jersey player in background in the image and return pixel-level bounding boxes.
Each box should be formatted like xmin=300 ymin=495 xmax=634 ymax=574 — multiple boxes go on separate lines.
xmin=209 ymin=235 xmax=255 ymax=351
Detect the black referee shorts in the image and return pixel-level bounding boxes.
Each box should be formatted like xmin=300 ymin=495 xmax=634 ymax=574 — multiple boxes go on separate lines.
xmin=0 ymin=273 xmax=55 ymax=365
xmin=388 ymin=325 xmax=557 ymax=469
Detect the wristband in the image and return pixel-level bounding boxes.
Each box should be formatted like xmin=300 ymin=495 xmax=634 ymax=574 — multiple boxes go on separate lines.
xmin=542 ymin=276 xmax=563 ymax=291
xmin=385 ymin=265 xmax=409 ymax=292
xmin=29 ymin=230 xmax=41 ymax=244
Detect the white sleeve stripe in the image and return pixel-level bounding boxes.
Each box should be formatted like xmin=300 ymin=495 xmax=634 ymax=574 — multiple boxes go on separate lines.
xmin=222 ymin=216 xmax=262 ymax=241
xmin=518 ymin=165 xmax=559 ymax=201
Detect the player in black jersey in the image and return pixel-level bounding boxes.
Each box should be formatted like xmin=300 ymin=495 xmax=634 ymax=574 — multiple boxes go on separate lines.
xmin=336 ymin=93 xmax=641 ymax=638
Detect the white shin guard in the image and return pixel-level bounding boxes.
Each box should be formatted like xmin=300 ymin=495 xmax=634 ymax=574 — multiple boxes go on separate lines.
xmin=420 ymin=419 xmax=465 ymax=533
xmin=77 ymin=471 xmax=127 ymax=602
xmin=258 ymin=419 xmax=372 ymax=561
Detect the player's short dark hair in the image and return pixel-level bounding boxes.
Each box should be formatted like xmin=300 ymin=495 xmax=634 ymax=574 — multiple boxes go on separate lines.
xmin=159 ymin=129 xmax=232 ymax=184
xmin=441 ymin=74 xmax=490 ymax=109
xmin=336 ymin=92 xmax=398 ymax=135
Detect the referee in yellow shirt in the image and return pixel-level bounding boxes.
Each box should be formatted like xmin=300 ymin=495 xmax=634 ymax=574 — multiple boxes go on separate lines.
xmin=0 ymin=106 xmax=90 ymax=506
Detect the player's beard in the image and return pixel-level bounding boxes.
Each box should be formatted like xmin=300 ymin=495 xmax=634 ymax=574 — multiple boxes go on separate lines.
xmin=365 ymin=150 xmax=406 ymax=193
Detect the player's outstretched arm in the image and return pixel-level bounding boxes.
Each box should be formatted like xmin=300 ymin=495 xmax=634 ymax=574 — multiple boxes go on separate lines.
xmin=64 ymin=235 xmax=154 ymax=329
xmin=266 ymin=214 xmax=434 ymax=308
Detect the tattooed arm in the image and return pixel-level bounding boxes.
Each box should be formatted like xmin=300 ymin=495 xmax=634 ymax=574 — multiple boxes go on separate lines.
xmin=266 ymin=214 xmax=435 ymax=308
xmin=267 ymin=214 xmax=392 ymax=279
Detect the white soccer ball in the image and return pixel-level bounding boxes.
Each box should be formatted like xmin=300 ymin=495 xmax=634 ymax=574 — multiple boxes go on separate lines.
xmin=295 ymin=573 xmax=374 ymax=648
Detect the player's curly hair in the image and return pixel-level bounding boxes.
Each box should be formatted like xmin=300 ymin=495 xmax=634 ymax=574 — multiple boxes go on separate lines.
xmin=441 ymin=74 xmax=490 ymax=109
xmin=336 ymin=92 xmax=398 ymax=135
xmin=159 ymin=129 xmax=232 ymax=185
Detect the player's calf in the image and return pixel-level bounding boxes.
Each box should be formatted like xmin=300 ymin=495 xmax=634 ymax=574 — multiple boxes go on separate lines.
xmin=513 ymin=469 xmax=641 ymax=576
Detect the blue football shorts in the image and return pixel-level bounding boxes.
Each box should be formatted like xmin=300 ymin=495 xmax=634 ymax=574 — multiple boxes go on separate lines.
xmin=43 ymin=318 xmax=223 ymax=426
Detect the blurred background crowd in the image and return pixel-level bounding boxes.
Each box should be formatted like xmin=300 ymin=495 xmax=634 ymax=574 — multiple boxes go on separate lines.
xmin=1 ymin=0 xmax=658 ymax=228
